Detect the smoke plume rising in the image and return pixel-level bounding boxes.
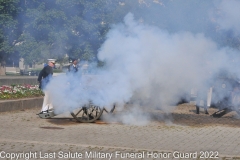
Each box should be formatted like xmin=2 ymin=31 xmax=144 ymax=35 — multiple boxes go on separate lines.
xmin=214 ymin=0 xmax=240 ymax=34
xmin=46 ymin=1 xmax=240 ymax=124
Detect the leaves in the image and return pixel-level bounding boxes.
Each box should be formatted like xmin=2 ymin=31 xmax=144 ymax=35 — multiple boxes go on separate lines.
xmin=1 ymin=0 xmax=239 ymax=66
xmin=0 ymin=0 xmax=20 ymax=62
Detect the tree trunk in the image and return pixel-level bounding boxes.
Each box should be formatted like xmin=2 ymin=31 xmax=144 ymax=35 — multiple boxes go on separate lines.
xmin=0 ymin=62 xmax=6 ymax=75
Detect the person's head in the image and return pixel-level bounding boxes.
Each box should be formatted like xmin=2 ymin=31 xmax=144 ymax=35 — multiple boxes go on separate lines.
xmin=72 ymin=59 xmax=78 ymax=65
xmin=48 ymin=60 xmax=55 ymax=67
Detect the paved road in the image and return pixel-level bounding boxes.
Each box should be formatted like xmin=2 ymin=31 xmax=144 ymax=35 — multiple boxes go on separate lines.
xmin=0 ymin=104 xmax=240 ymax=160
xmin=0 ymin=76 xmax=37 ymax=79
xmin=0 ymin=74 xmax=65 ymax=86
xmin=0 ymin=73 xmax=64 ymax=79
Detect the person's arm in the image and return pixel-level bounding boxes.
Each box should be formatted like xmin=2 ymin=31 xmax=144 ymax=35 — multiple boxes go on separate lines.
xmin=69 ymin=65 xmax=73 ymax=72
xmin=37 ymin=69 xmax=44 ymax=82
xmin=37 ymin=69 xmax=44 ymax=89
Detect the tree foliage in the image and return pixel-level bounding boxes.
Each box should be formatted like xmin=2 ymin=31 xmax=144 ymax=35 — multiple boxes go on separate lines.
xmin=0 ymin=0 xmax=239 ymax=66
xmin=14 ymin=0 xmax=127 ymax=64
xmin=0 ymin=0 xmax=20 ymax=63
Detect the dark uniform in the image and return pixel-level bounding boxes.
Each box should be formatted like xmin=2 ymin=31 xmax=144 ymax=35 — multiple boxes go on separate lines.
xmin=38 ymin=65 xmax=53 ymax=90
xmin=68 ymin=59 xmax=79 ymax=74
xmin=69 ymin=64 xmax=78 ymax=73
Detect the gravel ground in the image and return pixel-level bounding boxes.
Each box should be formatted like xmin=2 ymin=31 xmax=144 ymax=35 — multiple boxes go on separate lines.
xmin=0 ymin=103 xmax=240 ymax=160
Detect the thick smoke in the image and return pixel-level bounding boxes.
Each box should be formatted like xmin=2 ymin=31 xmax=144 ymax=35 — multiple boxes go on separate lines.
xmin=97 ymin=13 xmax=239 ymax=110
xmin=44 ymin=0 xmax=240 ymax=124
xmin=47 ymin=12 xmax=239 ymax=120
xmin=214 ymin=0 xmax=240 ymax=34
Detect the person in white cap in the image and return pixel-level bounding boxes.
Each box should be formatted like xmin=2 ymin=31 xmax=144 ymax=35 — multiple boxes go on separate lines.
xmin=37 ymin=60 xmax=55 ymax=115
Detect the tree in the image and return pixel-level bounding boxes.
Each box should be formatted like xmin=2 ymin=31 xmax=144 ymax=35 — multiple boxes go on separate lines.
xmin=1 ymin=0 xmax=148 ymax=68
xmin=13 ymin=0 xmax=129 ymax=65
xmin=3 ymin=0 xmax=238 ymax=70
xmin=0 ymin=0 xmax=20 ymax=75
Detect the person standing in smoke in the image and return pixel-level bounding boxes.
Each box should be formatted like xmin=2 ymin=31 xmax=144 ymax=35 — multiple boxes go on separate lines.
xmin=37 ymin=60 xmax=55 ymax=114
xmin=68 ymin=58 xmax=79 ymax=73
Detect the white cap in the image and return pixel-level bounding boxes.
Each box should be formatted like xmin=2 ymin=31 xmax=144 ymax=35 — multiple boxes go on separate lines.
xmin=49 ymin=60 xmax=55 ymax=64
xmin=48 ymin=59 xmax=56 ymax=64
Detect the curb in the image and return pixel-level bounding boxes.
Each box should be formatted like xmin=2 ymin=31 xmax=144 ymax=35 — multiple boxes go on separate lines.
xmin=0 ymin=97 xmax=43 ymax=112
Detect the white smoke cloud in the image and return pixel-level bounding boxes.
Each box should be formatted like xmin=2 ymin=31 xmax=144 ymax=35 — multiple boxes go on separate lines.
xmin=46 ymin=12 xmax=240 ymax=124
xmin=214 ymin=0 xmax=240 ymax=34
xmin=98 ymin=13 xmax=238 ymax=109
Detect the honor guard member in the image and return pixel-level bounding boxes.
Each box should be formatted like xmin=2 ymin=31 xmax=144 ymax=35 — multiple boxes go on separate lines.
xmin=68 ymin=58 xmax=79 ymax=73
xmin=37 ymin=60 xmax=55 ymax=114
